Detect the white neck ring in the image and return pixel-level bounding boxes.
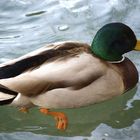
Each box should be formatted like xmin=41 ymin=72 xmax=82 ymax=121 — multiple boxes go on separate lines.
xmin=108 ymin=56 xmax=125 ymax=64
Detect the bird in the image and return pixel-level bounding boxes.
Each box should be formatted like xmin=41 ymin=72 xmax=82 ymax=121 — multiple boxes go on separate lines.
xmin=0 ymin=22 xmax=140 ymax=130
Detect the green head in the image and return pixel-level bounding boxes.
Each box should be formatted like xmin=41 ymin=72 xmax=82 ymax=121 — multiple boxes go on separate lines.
xmin=91 ymin=23 xmax=137 ymax=61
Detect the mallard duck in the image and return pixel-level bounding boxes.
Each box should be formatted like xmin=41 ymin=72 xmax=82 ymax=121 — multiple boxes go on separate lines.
xmin=0 ymin=23 xmax=140 ymax=130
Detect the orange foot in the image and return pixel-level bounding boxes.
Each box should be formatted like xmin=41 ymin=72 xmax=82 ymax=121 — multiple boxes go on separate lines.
xmin=40 ymin=108 xmax=68 ymax=130
xmin=19 ymin=107 xmax=29 ymax=113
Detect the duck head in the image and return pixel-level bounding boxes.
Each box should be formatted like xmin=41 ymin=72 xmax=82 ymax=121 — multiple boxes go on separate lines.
xmin=91 ymin=22 xmax=140 ymax=61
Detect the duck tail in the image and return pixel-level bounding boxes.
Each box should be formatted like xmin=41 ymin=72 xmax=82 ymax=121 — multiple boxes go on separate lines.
xmin=0 ymin=84 xmax=18 ymax=105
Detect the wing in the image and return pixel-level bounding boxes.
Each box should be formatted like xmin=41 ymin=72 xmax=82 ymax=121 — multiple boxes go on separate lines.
xmin=0 ymin=41 xmax=90 ymax=79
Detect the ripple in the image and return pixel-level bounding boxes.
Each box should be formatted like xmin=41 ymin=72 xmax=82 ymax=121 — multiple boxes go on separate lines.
xmin=25 ymin=11 xmax=46 ymax=17
xmin=17 ymin=126 xmax=47 ymax=131
xmin=0 ymin=35 xmax=20 ymax=39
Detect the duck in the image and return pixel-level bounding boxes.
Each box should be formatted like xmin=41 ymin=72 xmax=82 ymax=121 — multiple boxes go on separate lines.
xmin=0 ymin=22 xmax=140 ymax=130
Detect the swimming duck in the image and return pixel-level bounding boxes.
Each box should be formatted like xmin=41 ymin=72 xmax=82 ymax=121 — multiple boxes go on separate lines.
xmin=0 ymin=23 xmax=140 ymax=130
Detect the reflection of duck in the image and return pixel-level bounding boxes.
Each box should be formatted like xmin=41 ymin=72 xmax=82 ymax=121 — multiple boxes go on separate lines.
xmin=0 ymin=23 xmax=140 ymax=130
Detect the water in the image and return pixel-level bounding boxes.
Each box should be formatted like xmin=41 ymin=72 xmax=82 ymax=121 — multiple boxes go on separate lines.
xmin=0 ymin=0 xmax=140 ymax=139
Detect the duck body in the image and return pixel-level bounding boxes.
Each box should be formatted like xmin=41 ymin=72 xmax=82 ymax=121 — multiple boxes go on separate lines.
xmin=0 ymin=41 xmax=138 ymax=109
xmin=0 ymin=23 xmax=140 ymax=130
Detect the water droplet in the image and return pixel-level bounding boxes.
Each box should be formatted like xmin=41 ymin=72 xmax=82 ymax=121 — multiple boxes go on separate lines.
xmin=58 ymin=25 xmax=69 ymax=31
xmin=115 ymin=120 xmax=120 ymax=123
xmin=104 ymin=133 xmax=109 ymax=137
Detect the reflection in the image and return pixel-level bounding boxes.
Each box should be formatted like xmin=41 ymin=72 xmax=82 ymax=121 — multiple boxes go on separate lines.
xmin=107 ymin=99 xmax=140 ymax=129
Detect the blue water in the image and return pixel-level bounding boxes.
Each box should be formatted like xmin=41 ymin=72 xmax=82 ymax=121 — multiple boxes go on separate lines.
xmin=0 ymin=0 xmax=140 ymax=139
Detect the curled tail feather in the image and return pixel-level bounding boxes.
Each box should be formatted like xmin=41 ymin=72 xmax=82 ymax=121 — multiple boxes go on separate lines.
xmin=0 ymin=84 xmax=18 ymax=105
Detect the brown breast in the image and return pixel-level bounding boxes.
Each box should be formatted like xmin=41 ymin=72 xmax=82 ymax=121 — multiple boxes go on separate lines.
xmin=112 ymin=58 xmax=139 ymax=92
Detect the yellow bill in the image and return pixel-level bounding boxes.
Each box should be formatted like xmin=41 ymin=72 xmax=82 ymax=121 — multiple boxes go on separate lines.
xmin=135 ymin=40 xmax=140 ymax=51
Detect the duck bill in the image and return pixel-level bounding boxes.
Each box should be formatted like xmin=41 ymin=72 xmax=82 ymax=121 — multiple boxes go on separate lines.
xmin=135 ymin=40 xmax=140 ymax=51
